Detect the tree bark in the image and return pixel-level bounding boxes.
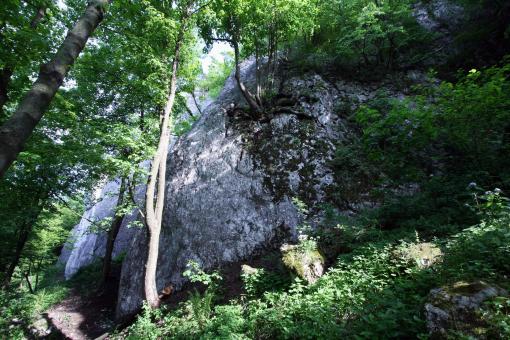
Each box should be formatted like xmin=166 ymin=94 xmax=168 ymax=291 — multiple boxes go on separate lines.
xmin=232 ymin=38 xmax=262 ymax=116
xmin=191 ymin=91 xmax=202 ymax=116
xmin=2 ymin=227 xmax=31 ymax=289
xmin=102 ymin=177 xmax=127 ymax=284
xmin=0 ymin=0 xmax=110 ymax=178
xmin=30 ymin=7 xmax=47 ymax=29
xmin=23 ymin=263 xmax=34 ymax=294
xmin=255 ymin=41 xmax=262 ymax=106
xmin=0 ymin=68 xmax=13 ymax=116
xmin=144 ymin=26 xmax=184 ymax=309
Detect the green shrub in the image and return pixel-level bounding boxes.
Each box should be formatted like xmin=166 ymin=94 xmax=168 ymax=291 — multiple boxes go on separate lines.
xmin=332 ymin=60 xmax=510 ymax=229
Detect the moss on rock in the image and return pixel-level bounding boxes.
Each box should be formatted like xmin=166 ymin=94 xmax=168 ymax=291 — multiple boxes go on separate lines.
xmin=280 ymin=244 xmax=325 ymax=284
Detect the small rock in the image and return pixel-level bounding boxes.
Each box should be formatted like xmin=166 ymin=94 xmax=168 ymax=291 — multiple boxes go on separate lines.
xmin=11 ymin=318 xmax=23 ymax=325
xmin=396 ymin=242 xmax=443 ymax=268
xmin=241 ymin=264 xmax=259 ymax=276
xmin=281 ymin=243 xmax=324 ymax=284
xmin=30 ymin=315 xmax=53 ymax=338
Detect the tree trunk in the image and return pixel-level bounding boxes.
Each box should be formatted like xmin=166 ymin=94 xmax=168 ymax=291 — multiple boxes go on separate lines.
xmin=2 ymin=227 xmax=31 ymax=289
xmin=144 ymin=27 xmax=184 ymax=309
xmin=102 ymin=177 xmax=127 ymax=284
xmin=0 ymin=0 xmax=110 ymax=178
xmin=255 ymin=42 xmax=262 ymax=106
xmin=30 ymin=7 xmax=47 ymax=29
xmin=232 ymin=38 xmax=262 ymax=116
xmin=34 ymin=259 xmax=41 ymax=291
xmin=0 ymin=5 xmax=47 ymax=117
xmin=191 ymin=91 xmax=202 ymax=116
xmin=23 ymin=262 xmax=34 ymax=294
xmin=0 ymin=68 xmax=13 ymax=116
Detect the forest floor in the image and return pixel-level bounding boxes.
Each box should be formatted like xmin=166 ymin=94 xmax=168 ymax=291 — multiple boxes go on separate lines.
xmin=44 ymin=251 xmax=282 ymax=339
xmin=46 ymin=273 xmax=119 ymax=339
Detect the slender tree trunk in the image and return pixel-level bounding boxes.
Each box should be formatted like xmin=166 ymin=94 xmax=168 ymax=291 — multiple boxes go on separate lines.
xmin=34 ymin=259 xmax=41 ymax=291
xmin=0 ymin=0 xmax=110 ymax=178
xmin=266 ymin=23 xmax=274 ymax=94
xmin=191 ymin=91 xmax=202 ymax=116
xmin=23 ymin=262 xmax=34 ymax=294
xmin=2 ymin=192 xmax=46 ymax=289
xmin=2 ymin=227 xmax=31 ymax=289
xmin=0 ymin=68 xmax=13 ymax=116
xmin=144 ymin=28 xmax=184 ymax=309
xmin=255 ymin=42 xmax=262 ymax=106
xmin=24 ymin=272 xmax=34 ymax=294
xmin=102 ymin=177 xmax=127 ymax=284
xmin=30 ymin=7 xmax=47 ymax=29
xmin=232 ymin=38 xmax=262 ymax=116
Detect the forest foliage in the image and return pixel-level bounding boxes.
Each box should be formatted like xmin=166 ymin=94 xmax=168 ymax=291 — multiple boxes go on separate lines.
xmin=0 ymin=0 xmax=509 ymax=338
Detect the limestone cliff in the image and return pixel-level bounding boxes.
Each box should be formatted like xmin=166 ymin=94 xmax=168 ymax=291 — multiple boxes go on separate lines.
xmin=115 ymin=58 xmax=419 ymax=318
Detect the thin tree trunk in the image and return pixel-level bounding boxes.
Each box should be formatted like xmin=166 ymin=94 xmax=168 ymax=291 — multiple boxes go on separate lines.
xmin=24 ymin=272 xmax=34 ymax=294
xmin=232 ymin=38 xmax=262 ymax=116
xmin=2 ymin=227 xmax=31 ymax=288
xmin=2 ymin=192 xmax=46 ymax=289
xmin=266 ymin=23 xmax=274 ymax=94
xmin=34 ymin=259 xmax=42 ymax=291
xmin=0 ymin=68 xmax=13 ymax=116
xmin=255 ymin=42 xmax=262 ymax=106
xmin=30 ymin=6 xmax=47 ymax=29
xmin=23 ymin=262 xmax=34 ymax=294
xmin=191 ymin=91 xmax=202 ymax=116
xmin=102 ymin=177 xmax=127 ymax=284
xmin=0 ymin=0 xmax=110 ymax=178
xmin=144 ymin=27 xmax=184 ymax=309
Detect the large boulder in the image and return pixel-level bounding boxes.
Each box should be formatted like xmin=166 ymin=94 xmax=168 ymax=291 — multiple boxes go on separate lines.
xmin=115 ymin=55 xmax=430 ymax=318
xmin=115 ymin=59 xmax=351 ymax=318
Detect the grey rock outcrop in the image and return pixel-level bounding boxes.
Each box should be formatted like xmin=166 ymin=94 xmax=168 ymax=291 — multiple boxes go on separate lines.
xmin=115 ymin=59 xmax=351 ymax=318
xmin=413 ymin=0 xmax=465 ymax=65
xmin=115 ymin=53 xmax=430 ymax=318
xmin=58 ymin=179 xmax=141 ymax=279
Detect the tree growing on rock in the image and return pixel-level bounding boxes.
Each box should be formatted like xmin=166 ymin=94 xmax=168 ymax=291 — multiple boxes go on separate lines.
xmin=199 ymin=0 xmax=317 ymax=116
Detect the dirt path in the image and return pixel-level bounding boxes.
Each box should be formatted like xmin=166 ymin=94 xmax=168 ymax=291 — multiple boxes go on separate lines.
xmin=46 ymin=289 xmax=114 ymax=339
xmin=45 ymin=272 xmax=120 ymax=340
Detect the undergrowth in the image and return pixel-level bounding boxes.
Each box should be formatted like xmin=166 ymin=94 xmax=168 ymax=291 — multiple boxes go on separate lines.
xmin=0 ymin=259 xmax=106 ymax=339
xmin=120 ymin=188 xmax=510 ymax=339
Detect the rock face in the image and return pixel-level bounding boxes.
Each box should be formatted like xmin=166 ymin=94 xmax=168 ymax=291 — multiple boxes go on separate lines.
xmin=412 ymin=0 xmax=465 ymax=65
xmin=58 ymin=179 xmax=141 ymax=279
xmin=425 ymin=281 xmax=508 ymax=338
xmin=115 ymin=52 xmax=433 ymax=317
xmin=60 ymin=0 xmax=474 ymax=321
xmin=115 ymin=58 xmax=353 ymax=318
